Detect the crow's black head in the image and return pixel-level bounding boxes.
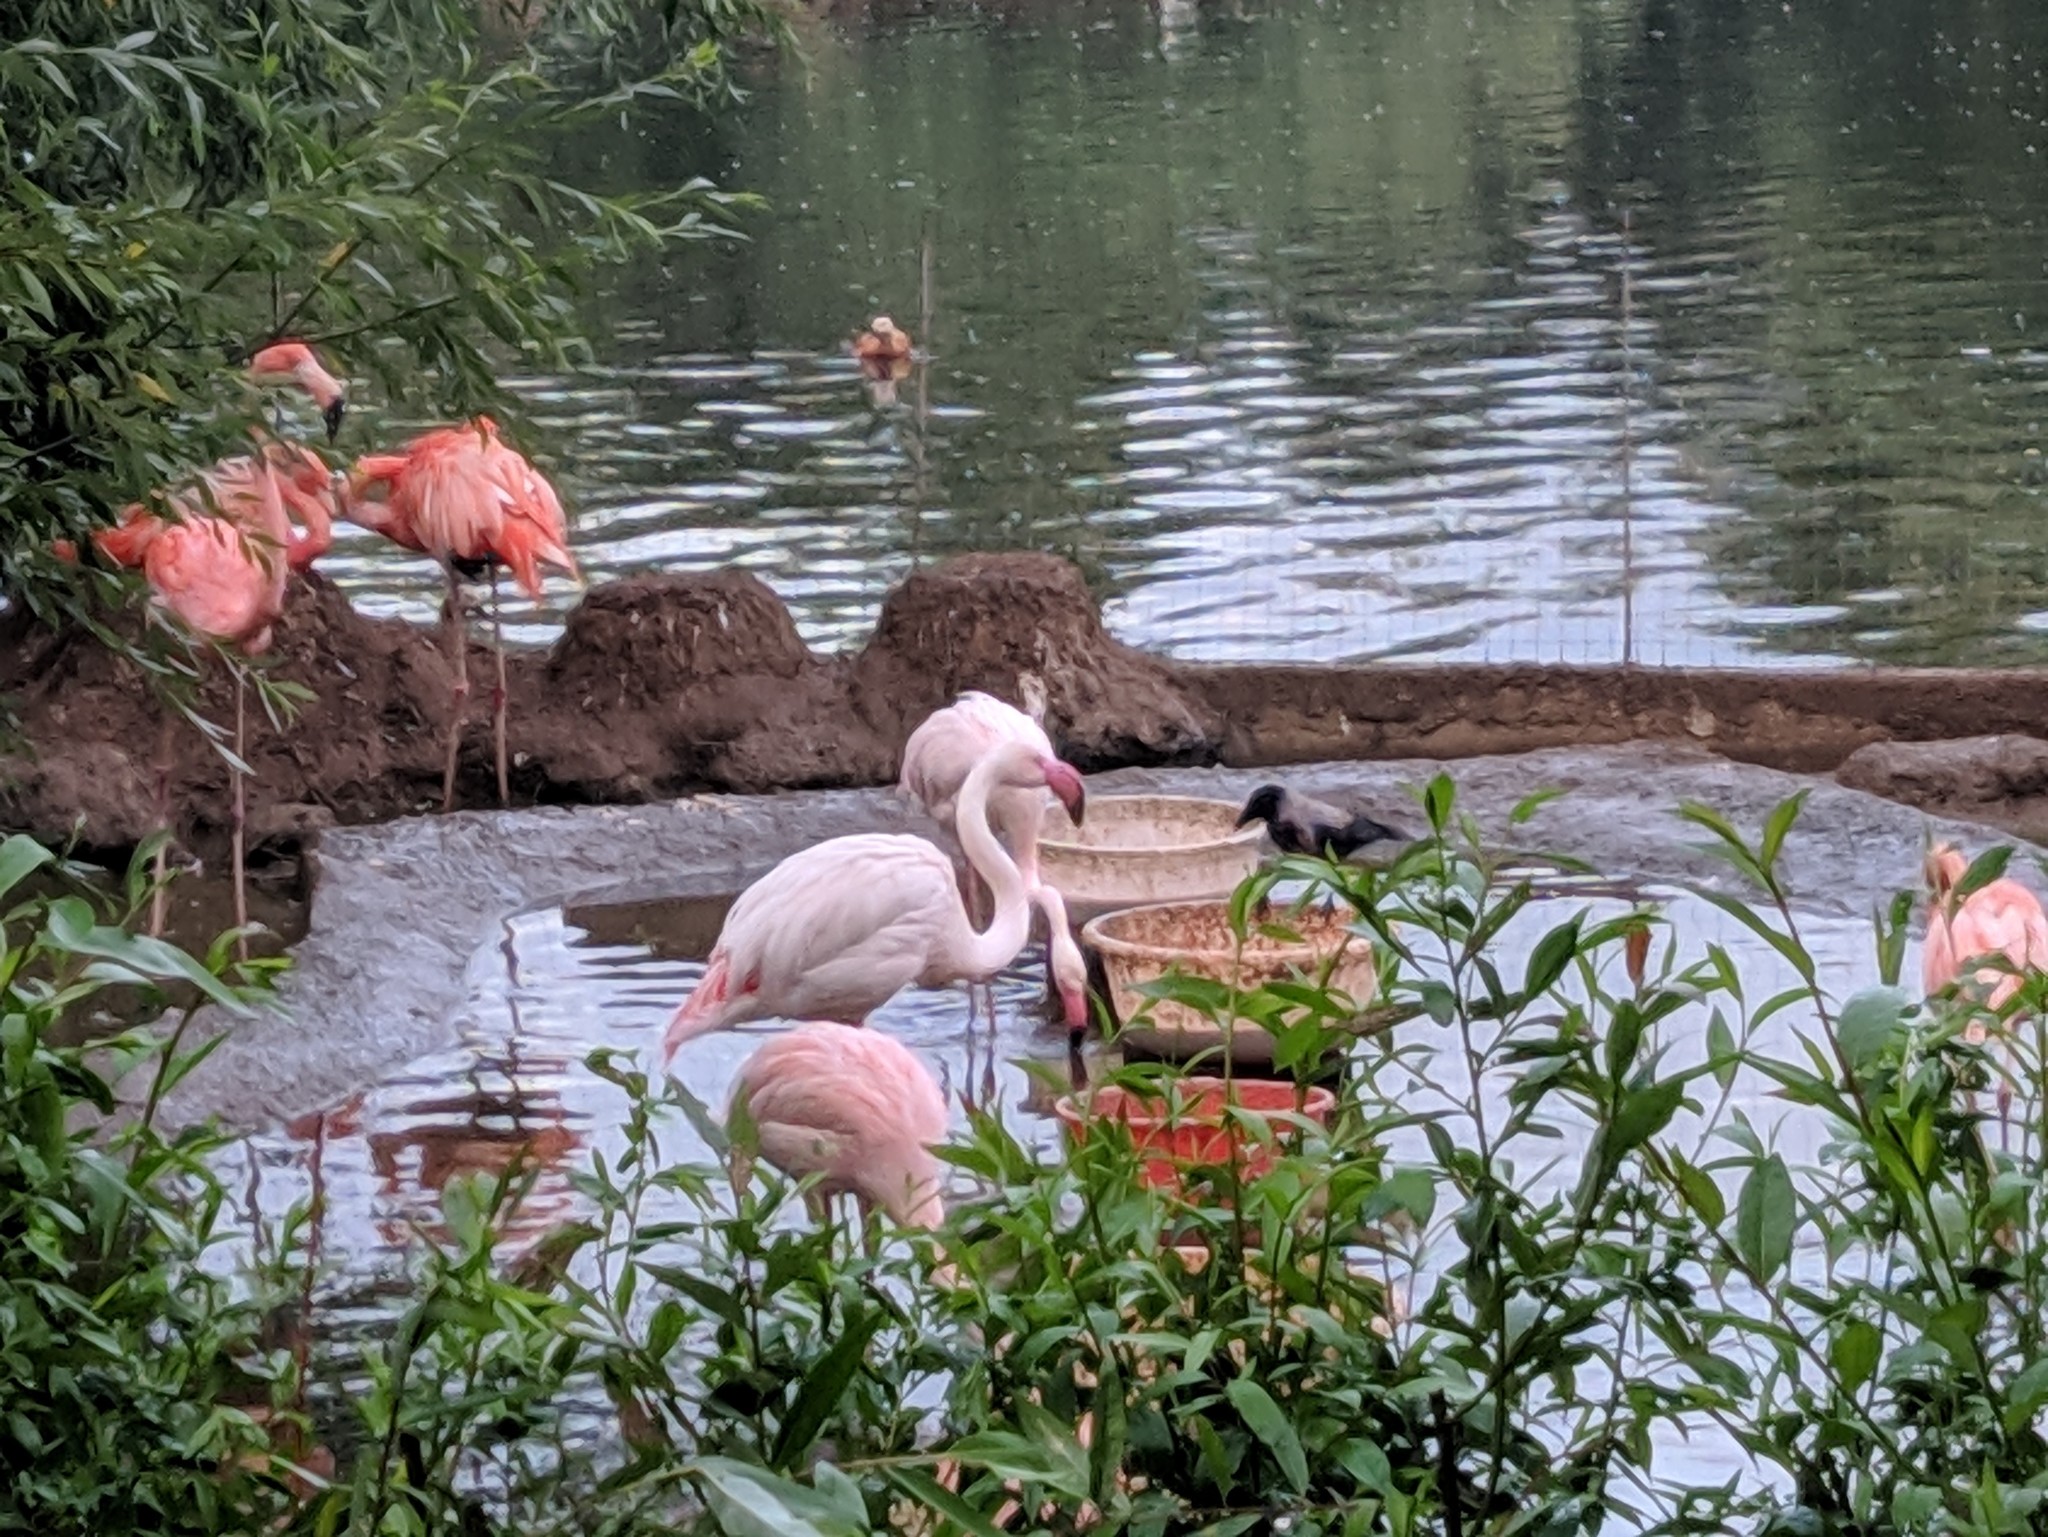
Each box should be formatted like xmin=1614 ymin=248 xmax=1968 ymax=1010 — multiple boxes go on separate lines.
xmin=1236 ymin=784 xmax=1287 ymax=830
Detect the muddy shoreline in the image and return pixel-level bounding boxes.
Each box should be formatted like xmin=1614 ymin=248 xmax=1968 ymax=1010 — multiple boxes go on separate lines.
xmin=6 ymin=551 xmax=2048 ymax=853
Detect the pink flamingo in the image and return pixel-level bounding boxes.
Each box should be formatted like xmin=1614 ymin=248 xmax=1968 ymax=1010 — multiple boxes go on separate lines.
xmin=1924 ymin=841 xmax=2048 ymax=1123
xmin=664 ymin=738 xmax=1087 ymax=1055
xmin=67 ymin=341 xmax=344 ymax=945
xmin=246 ymin=340 xmax=348 ymax=443
xmin=899 ymin=689 xmax=1091 ymax=1039
xmin=92 ymin=466 xmax=304 ymax=948
xmin=346 ymin=416 xmax=578 ymax=810
xmin=727 ymin=1023 xmax=949 ymax=1230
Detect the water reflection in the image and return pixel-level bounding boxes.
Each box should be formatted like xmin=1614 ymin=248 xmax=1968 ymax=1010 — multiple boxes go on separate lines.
xmin=305 ymin=0 xmax=2048 ymax=668
xmin=229 ymin=880 xmax=1880 ymax=1321
xmin=210 ymin=875 xmax=1902 ymax=1510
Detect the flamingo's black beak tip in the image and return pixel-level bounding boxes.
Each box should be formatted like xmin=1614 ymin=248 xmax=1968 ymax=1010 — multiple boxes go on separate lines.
xmin=323 ymin=397 xmax=346 ymax=443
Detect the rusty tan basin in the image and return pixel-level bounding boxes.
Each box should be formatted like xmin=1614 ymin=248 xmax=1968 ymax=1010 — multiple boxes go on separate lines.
xmin=1080 ymin=898 xmax=1377 ymax=1059
xmin=1038 ymin=795 xmax=1265 ymax=919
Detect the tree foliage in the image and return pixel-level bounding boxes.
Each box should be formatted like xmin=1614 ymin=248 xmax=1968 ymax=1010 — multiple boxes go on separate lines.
xmin=0 ymin=0 xmax=771 ymax=628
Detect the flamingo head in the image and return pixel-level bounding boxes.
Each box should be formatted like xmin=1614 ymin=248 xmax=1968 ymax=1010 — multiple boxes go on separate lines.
xmin=248 ymin=340 xmax=347 ymax=440
xmin=1051 ymin=938 xmax=1089 ymax=1036
xmin=1040 ymin=756 xmax=1086 ymax=827
xmin=1926 ymin=842 xmax=1968 ymax=902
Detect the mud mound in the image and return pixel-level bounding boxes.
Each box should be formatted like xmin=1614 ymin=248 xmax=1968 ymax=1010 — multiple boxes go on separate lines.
xmin=1837 ymin=734 xmax=2048 ymax=844
xmin=533 ymin=570 xmax=890 ymax=797
xmin=851 ymin=553 xmax=1223 ymax=771
xmin=0 ymin=574 xmax=455 ymax=856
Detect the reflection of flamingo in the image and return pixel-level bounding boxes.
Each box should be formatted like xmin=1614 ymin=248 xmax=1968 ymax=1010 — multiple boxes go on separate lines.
xmin=1924 ymin=842 xmax=2048 ymax=1122
xmin=664 ymin=739 xmax=1087 ymax=1055
xmin=346 ymin=416 xmax=577 ymax=810
xmin=900 ymin=690 xmax=1091 ymax=1038
xmin=728 ymin=1023 xmax=948 ymax=1228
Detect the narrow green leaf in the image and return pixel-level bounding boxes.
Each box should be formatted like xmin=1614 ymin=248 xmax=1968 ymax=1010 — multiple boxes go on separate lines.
xmin=1523 ymin=914 xmax=1584 ymax=999
xmin=882 ymin=1467 xmax=1012 ymax=1537
xmin=1508 ymin=786 xmax=1567 ymax=825
xmin=1831 ymin=1319 xmax=1881 ymax=1396
xmin=1758 ymin=790 xmax=1809 ymax=871
xmin=1733 ymin=1154 xmax=1796 ymax=1280
xmin=1225 ymin=1377 xmax=1308 ymax=1494
xmin=770 ymin=1308 xmax=883 ymax=1466
xmin=0 ymin=836 xmax=54 ymax=904
xmin=1957 ymin=845 xmax=2014 ymax=899
xmin=692 ymin=1457 xmax=867 ymax=1537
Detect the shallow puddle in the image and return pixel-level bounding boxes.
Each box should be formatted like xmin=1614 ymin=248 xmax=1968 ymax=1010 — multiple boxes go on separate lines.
xmin=200 ymin=864 xmax=1900 ymax=1518
xmin=219 ymin=876 xmax=1883 ymax=1358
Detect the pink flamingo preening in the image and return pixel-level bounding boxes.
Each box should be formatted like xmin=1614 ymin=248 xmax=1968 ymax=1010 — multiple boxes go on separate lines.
xmin=727 ymin=1022 xmax=949 ymax=1230
xmin=92 ymin=465 xmax=307 ymax=946
xmin=663 ymin=738 xmax=1087 ymax=1056
xmin=346 ymin=415 xmax=578 ymax=810
xmin=899 ymin=689 xmax=1091 ymax=1039
xmin=1923 ymin=841 xmax=2048 ymax=1123
xmin=83 ymin=341 xmax=347 ymax=944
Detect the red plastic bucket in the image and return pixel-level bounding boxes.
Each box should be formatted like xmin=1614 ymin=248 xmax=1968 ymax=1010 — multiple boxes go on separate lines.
xmin=1053 ymin=1076 xmax=1337 ymax=1191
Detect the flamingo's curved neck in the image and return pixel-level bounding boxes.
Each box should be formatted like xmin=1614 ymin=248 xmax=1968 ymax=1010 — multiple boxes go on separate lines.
xmin=955 ymin=751 xmax=1033 ymax=975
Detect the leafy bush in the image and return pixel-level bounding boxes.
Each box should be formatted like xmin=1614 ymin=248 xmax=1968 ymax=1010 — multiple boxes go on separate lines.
xmin=20 ymin=779 xmax=2048 ymax=1535
xmin=0 ymin=832 xmax=296 ymax=1535
xmin=1 ymin=0 xmax=770 ymax=642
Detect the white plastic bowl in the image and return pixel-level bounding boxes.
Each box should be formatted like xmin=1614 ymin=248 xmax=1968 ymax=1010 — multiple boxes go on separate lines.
xmin=1037 ymin=794 xmax=1265 ymax=919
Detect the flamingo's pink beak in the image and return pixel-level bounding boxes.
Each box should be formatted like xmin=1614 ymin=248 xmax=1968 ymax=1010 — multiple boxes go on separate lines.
xmin=1061 ymin=979 xmax=1089 ymax=1036
xmin=1043 ymin=760 xmax=1086 ymax=826
xmin=661 ymin=1009 xmax=687 ymax=1062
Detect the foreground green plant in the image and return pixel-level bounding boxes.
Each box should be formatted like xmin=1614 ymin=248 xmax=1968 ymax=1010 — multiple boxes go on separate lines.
xmin=21 ymin=777 xmax=2048 ymax=1536
xmin=0 ymin=832 xmax=297 ymax=1535
xmin=2 ymin=0 xmax=773 ymax=701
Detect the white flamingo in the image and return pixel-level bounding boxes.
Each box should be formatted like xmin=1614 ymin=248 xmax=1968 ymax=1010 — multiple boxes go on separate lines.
xmin=899 ymin=689 xmax=1091 ymax=1038
xmin=664 ymin=737 xmax=1087 ymax=1054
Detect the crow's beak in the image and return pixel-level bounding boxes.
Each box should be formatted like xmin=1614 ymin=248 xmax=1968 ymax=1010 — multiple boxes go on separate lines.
xmin=322 ymin=397 xmax=346 ymax=443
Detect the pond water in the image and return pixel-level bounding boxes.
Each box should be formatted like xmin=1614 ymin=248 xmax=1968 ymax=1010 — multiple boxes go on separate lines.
xmin=219 ymin=872 xmax=1887 ymax=1503
xmin=315 ymin=0 xmax=2048 ymax=668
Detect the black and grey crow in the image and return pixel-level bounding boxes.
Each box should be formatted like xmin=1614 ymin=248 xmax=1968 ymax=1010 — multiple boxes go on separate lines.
xmin=1235 ymin=783 xmax=1409 ymax=861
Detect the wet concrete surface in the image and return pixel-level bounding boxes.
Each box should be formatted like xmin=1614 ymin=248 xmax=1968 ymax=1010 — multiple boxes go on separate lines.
xmin=157 ymin=742 xmax=2041 ymax=1131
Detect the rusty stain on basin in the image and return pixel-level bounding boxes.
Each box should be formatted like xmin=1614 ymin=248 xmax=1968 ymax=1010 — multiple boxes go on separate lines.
xmin=1037 ymin=794 xmax=1266 ymax=920
xmin=1081 ymin=899 xmax=1377 ymax=1061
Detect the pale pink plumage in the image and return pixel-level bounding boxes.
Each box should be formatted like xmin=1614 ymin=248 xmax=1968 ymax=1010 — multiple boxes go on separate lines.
xmin=666 ymin=738 xmax=1089 ymax=1056
xmin=899 ymin=690 xmax=1090 ymax=1032
xmin=728 ymin=1023 xmax=949 ymax=1227
xmin=1924 ymin=843 xmax=2048 ymax=1041
xmin=346 ymin=416 xmax=577 ymax=599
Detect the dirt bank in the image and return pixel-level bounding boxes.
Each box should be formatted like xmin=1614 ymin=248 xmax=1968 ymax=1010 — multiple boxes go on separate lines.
xmin=5 ymin=551 xmax=2048 ymax=855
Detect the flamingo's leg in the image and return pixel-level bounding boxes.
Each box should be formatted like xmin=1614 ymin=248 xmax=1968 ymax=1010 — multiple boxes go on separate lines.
xmin=293 ymin=1110 xmax=328 ymax=1419
xmin=490 ymin=565 xmax=510 ymax=808
xmin=231 ymin=668 xmax=249 ymax=963
xmin=440 ymin=566 xmax=469 ymax=813
xmin=149 ymin=712 xmax=174 ymax=938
